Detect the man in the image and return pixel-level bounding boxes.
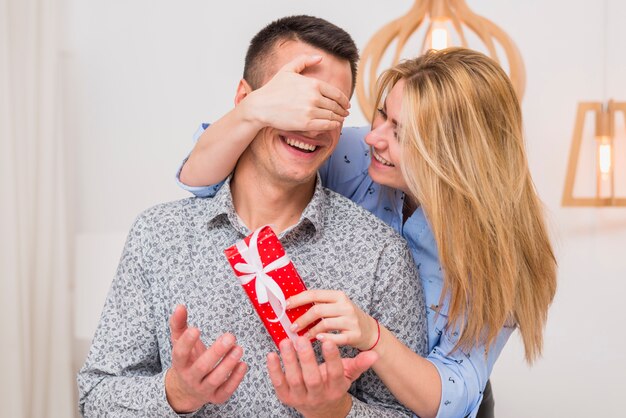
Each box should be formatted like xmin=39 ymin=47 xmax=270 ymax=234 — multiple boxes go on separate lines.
xmin=78 ymin=15 xmax=426 ymax=417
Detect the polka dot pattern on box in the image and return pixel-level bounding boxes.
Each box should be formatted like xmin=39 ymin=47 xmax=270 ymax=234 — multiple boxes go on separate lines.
xmin=224 ymin=225 xmax=319 ymax=347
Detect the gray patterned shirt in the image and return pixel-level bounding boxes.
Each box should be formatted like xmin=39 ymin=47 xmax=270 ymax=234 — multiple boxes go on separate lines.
xmin=78 ymin=176 xmax=427 ymax=417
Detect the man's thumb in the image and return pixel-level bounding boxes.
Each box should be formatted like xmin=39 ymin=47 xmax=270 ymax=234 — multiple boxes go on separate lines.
xmin=344 ymin=351 xmax=379 ymax=382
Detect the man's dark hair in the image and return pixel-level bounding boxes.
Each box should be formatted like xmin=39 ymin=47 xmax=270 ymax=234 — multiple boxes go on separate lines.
xmin=243 ymin=15 xmax=359 ymax=95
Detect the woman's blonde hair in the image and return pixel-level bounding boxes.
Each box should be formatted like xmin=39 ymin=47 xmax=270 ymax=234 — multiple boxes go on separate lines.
xmin=375 ymin=48 xmax=557 ymax=362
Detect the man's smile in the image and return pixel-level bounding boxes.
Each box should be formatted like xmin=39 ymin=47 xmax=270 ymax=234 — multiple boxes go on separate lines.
xmin=283 ymin=136 xmax=317 ymax=153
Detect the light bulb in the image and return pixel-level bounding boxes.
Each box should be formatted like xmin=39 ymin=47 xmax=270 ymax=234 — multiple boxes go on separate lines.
xmin=431 ymin=21 xmax=448 ymax=50
xmin=597 ymin=137 xmax=612 ymax=179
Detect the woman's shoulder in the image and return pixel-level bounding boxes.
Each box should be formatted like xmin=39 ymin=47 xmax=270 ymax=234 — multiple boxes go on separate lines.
xmin=321 ymin=126 xmax=370 ymax=184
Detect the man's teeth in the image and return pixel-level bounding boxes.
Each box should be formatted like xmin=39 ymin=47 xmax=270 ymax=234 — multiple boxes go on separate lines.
xmin=285 ymin=137 xmax=317 ymax=152
xmin=373 ymin=150 xmax=394 ymax=167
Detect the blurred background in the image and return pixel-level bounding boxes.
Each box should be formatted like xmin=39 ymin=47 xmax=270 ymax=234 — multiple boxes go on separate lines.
xmin=1 ymin=1 xmax=625 ymax=417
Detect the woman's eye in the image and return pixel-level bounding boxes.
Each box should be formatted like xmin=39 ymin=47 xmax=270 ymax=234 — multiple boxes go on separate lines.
xmin=376 ymin=107 xmax=387 ymax=119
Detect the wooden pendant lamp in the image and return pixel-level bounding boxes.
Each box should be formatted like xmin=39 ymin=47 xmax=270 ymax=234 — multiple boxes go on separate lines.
xmin=562 ymin=100 xmax=626 ymax=207
xmin=355 ymin=0 xmax=526 ymax=121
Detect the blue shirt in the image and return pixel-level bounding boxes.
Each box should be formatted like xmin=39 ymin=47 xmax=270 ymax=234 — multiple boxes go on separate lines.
xmin=177 ymin=125 xmax=514 ymax=418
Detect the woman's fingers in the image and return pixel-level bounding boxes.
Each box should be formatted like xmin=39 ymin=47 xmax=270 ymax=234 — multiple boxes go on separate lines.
xmin=280 ymin=54 xmax=324 ymax=74
xmin=290 ymin=302 xmax=350 ymax=332
xmin=305 ymin=316 xmax=355 ymax=338
xmin=288 ymin=289 xmax=343 ymax=309
xmin=318 ymin=81 xmax=351 ymax=112
xmin=303 ymin=119 xmax=342 ymax=132
xmin=315 ymin=96 xmax=349 ymax=118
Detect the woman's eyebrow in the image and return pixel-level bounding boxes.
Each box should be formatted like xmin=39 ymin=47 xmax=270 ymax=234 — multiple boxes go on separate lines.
xmin=383 ymin=100 xmax=399 ymax=126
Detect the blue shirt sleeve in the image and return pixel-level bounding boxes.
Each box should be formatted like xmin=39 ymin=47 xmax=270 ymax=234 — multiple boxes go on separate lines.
xmin=175 ymin=123 xmax=225 ymax=198
xmin=428 ymin=320 xmax=514 ymax=418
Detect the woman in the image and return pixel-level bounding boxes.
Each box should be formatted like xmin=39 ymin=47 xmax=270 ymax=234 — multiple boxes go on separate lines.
xmin=177 ymin=48 xmax=557 ymax=418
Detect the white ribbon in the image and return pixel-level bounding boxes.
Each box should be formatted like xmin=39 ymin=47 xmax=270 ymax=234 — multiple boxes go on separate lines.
xmin=234 ymin=227 xmax=290 ymax=323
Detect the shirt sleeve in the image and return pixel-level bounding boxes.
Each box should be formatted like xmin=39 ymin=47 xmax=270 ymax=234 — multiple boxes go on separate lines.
xmin=348 ymin=235 xmax=428 ymax=417
xmin=428 ymin=320 xmax=514 ymax=418
xmin=175 ymin=123 xmax=225 ymax=198
xmin=77 ymin=214 xmax=187 ymax=417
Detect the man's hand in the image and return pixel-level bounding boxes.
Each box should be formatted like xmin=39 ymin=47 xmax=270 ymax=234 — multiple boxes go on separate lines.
xmin=170 ymin=305 xmax=208 ymax=362
xmin=267 ymin=337 xmax=378 ymax=418
xmin=242 ymin=55 xmax=351 ymax=132
xmin=165 ymin=306 xmax=248 ymax=413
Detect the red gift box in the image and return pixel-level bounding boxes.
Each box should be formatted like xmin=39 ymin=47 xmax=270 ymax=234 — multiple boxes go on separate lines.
xmin=224 ymin=225 xmax=318 ymax=347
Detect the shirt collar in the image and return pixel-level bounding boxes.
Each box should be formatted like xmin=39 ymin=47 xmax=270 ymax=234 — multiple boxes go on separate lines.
xmin=298 ymin=174 xmax=327 ymax=239
xmin=203 ymin=176 xmax=254 ymax=238
xmin=204 ymin=174 xmax=327 ymax=238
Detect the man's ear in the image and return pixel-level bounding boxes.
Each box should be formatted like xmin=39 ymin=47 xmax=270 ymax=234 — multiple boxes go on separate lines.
xmin=234 ymin=79 xmax=253 ymax=106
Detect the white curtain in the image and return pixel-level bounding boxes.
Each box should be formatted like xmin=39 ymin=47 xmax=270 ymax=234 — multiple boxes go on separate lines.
xmin=0 ymin=0 xmax=74 ymax=417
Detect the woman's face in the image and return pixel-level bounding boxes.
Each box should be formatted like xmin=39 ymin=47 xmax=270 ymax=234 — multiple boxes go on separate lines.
xmin=365 ymin=80 xmax=409 ymax=193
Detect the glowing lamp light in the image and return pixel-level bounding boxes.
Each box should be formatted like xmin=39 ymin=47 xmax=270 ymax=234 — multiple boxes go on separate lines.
xmin=356 ymin=0 xmax=526 ymax=121
xmin=563 ymin=100 xmax=626 ymax=207
xmin=431 ymin=22 xmax=449 ymax=50
xmin=598 ymin=139 xmax=612 ymax=179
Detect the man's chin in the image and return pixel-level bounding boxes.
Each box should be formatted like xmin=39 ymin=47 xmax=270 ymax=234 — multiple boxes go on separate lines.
xmin=270 ymin=168 xmax=318 ymax=187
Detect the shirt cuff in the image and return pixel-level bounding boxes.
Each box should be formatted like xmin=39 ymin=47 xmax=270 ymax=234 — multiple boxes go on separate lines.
xmin=174 ymin=157 xmax=223 ymax=198
xmin=160 ymin=371 xmax=204 ymax=417
xmin=427 ymin=357 xmax=481 ymax=418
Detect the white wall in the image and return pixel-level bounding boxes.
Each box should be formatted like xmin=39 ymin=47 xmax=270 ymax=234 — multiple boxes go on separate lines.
xmin=63 ymin=1 xmax=626 ymax=417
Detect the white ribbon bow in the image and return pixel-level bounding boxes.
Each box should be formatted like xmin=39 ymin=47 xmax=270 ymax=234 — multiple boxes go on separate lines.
xmin=234 ymin=227 xmax=290 ymax=323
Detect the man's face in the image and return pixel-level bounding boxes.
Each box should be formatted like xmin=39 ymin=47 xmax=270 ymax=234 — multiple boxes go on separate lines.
xmin=244 ymin=40 xmax=353 ymax=186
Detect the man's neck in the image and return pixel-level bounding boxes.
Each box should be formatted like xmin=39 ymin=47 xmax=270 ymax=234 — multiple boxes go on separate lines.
xmin=230 ymin=160 xmax=316 ymax=235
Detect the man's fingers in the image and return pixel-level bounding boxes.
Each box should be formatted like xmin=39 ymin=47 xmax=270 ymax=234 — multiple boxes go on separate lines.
xmin=279 ymin=339 xmax=307 ymax=399
xmin=281 ymin=54 xmax=323 ymax=74
xmin=294 ymin=337 xmax=324 ymax=396
xmin=169 ymin=304 xmax=188 ymax=342
xmin=191 ymin=338 xmax=208 ymax=360
xmin=199 ymin=344 xmax=244 ymax=387
xmin=212 ymin=362 xmax=248 ymax=404
xmin=321 ymin=340 xmax=345 ymax=386
xmin=171 ymin=327 xmax=200 ymax=369
xmin=341 ymin=351 xmax=378 ymax=383
xmin=189 ymin=333 xmax=237 ymax=382
xmin=266 ymin=352 xmax=290 ymax=401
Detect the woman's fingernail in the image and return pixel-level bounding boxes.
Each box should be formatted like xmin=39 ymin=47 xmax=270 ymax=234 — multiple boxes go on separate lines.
xmin=290 ymin=323 xmax=299 ymax=332
xmin=316 ymin=334 xmax=324 ymax=341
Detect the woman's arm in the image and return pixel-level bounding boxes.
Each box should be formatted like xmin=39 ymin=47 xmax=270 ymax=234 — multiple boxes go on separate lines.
xmin=287 ymin=293 xmax=514 ymax=418
xmin=288 ymin=291 xmax=440 ymax=418
xmin=179 ymin=54 xmax=350 ymax=187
